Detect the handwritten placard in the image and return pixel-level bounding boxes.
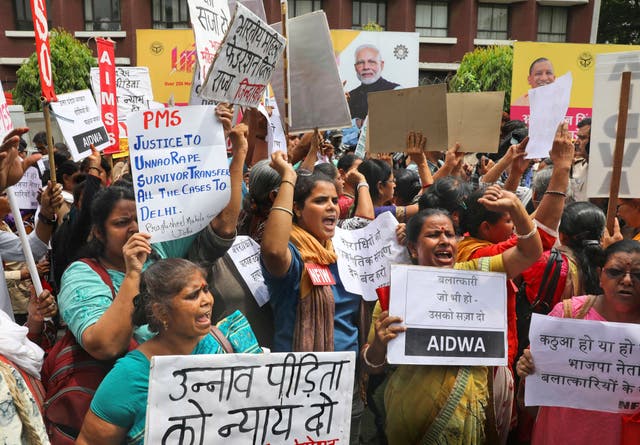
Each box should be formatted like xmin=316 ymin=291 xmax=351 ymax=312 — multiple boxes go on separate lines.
xmin=228 ymin=236 xmax=269 ymax=307
xmin=189 ymin=59 xmax=217 ymax=106
xmin=387 ymin=264 xmax=508 ymax=366
xmin=90 ymin=66 xmax=155 ymax=117
xmin=187 ymin=0 xmax=230 ymax=80
xmin=50 ymin=89 xmax=110 ymax=161
xmin=201 ymin=3 xmax=286 ymax=107
xmin=128 ymin=106 xmax=230 ymax=243
xmin=13 ymin=167 xmax=40 ymax=209
xmin=0 ymin=80 xmax=12 ymax=140
xmin=146 ymin=351 xmax=355 ymax=444
xmin=525 ymin=313 xmax=640 ymax=413
xmin=333 ymin=212 xmax=410 ymax=301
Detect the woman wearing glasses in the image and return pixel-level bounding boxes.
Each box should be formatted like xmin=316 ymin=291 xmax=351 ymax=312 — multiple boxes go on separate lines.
xmin=517 ymin=239 xmax=640 ymax=444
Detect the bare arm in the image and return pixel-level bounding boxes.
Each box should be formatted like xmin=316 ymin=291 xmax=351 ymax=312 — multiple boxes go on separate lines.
xmin=300 ymin=131 xmax=321 ymax=172
xmin=406 ymin=131 xmax=434 ymax=190
xmin=260 ymin=151 xmax=296 ymax=278
xmin=503 ymin=137 xmax=531 ymax=192
xmin=433 ymin=143 xmax=463 ymax=180
xmin=345 ymin=168 xmax=374 ymax=220
xmin=77 ymin=410 xmax=127 ymax=445
xmin=482 ymin=145 xmax=516 ymax=184
xmin=35 ymin=181 xmax=63 ymax=244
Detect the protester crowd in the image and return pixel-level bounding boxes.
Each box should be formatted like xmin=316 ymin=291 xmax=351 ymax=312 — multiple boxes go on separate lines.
xmin=1 ymin=102 xmax=639 ymax=445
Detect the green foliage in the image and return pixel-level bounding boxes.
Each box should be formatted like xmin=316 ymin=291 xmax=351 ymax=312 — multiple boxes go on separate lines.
xmin=597 ymin=0 xmax=640 ymax=44
xmin=13 ymin=28 xmax=96 ymax=112
xmin=449 ymin=45 xmax=513 ymax=112
xmin=362 ymin=22 xmax=384 ymax=32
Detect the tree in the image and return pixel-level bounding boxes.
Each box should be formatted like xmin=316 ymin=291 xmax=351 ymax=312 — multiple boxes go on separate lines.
xmin=449 ymin=45 xmax=513 ymax=112
xmin=597 ymin=0 xmax=640 ymax=44
xmin=13 ymin=28 xmax=96 ymax=112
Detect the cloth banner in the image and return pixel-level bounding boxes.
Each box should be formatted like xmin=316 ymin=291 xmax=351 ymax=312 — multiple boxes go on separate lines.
xmin=97 ymin=38 xmax=120 ymax=154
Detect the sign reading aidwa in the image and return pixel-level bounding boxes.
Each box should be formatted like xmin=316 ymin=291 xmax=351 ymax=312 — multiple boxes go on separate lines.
xmin=50 ymin=89 xmax=110 ymax=161
xmin=128 ymin=106 xmax=230 ymax=243
xmin=526 ymin=313 xmax=640 ymax=413
xmin=201 ymin=3 xmax=286 ymax=107
xmin=387 ymin=264 xmax=508 ymax=366
xmin=146 ymin=352 xmax=355 ymax=444
xmin=187 ymin=0 xmax=230 ymax=80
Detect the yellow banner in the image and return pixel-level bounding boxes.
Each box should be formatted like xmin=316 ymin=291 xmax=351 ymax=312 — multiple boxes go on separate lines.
xmin=136 ymin=30 xmax=196 ymax=105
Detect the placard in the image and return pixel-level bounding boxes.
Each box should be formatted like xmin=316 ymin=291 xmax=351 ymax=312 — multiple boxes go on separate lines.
xmin=128 ymin=106 xmax=230 ymax=243
xmin=90 ymin=67 xmax=156 ymax=118
xmin=146 ymin=352 xmax=355 ymax=444
xmin=0 ymin=81 xmax=12 ymax=140
xmin=187 ymin=0 xmax=230 ymax=80
xmin=12 ymin=167 xmax=40 ymax=209
xmin=333 ymin=212 xmax=410 ymax=301
xmin=587 ymin=51 xmax=640 ymax=198
xmin=227 ymin=236 xmax=269 ymax=306
xmin=49 ymin=89 xmax=110 ymax=161
xmin=526 ymin=313 xmax=640 ymax=413
xmin=201 ymin=3 xmax=286 ymax=108
xmin=447 ymin=91 xmax=504 ymax=154
xmin=387 ymin=264 xmax=508 ymax=366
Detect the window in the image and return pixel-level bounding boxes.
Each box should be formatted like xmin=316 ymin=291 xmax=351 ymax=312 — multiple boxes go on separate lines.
xmin=352 ymin=1 xmax=386 ymax=30
xmin=14 ymin=0 xmax=52 ymax=31
xmin=477 ymin=4 xmax=508 ymax=40
xmin=85 ymin=0 xmax=120 ymax=31
xmin=153 ymin=0 xmax=190 ymax=29
xmin=416 ymin=0 xmax=448 ymax=37
xmin=537 ymin=6 xmax=567 ymax=42
xmin=291 ymin=0 xmax=322 ymax=17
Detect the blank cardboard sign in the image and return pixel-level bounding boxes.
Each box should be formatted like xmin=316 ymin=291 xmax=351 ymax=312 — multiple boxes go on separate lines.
xmin=447 ymin=91 xmax=504 ymax=154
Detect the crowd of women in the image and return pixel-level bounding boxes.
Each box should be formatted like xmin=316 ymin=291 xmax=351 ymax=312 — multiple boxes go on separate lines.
xmin=0 ymin=103 xmax=639 ymax=445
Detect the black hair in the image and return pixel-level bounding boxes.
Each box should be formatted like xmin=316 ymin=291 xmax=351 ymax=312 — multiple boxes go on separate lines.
xmin=337 ymin=153 xmax=359 ymax=172
xmin=528 ymin=57 xmax=552 ymax=75
xmin=293 ymin=170 xmax=336 ymax=222
xmin=32 ymin=131 xmax=48 ymax=146
xmin=314 ymin=162 xmax=338 ymax=180
xmin=57 ymin=160 xmax=79 ymax=184
xmin=577 ymin=117 xmax=591 ymax=128
xmin=493 ymin=120 xmax=528 ymax=162
xmin=80 ymin=156 xmax=112 ymax=175
xmin=460 ymin=189 xmax=505 ymax=238
xmin=357 ymin=159 xmax=392 ymax=203
xmin=559 ymin=202 xmax=606 ymax=294
xmin=132 ymin=258 xmax=207 ymax=332
xmin=394 ymin=168 xmax=421 ymax=206
xmin=54 ymin=142 xmax=72 ymax=160
xmin=406 ymin=208 xmax=453 ymax=245
xmin=603 ymin=239 xmax=640 ymax=265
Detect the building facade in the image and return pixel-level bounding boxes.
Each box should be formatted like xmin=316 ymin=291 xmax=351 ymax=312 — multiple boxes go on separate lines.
xmin=0 ymin=0 xmax=599 ymax=90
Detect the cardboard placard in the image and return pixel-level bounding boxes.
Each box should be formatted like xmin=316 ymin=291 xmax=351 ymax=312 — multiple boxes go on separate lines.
xmin=447 ymin=91 xmax=504 ymax=153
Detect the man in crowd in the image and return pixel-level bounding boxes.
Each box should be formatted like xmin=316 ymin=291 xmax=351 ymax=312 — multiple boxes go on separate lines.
xmin=571 ymin=117 xmax=591 ymax=202
xmin=347 ymin=44 xmax=399 ymax=121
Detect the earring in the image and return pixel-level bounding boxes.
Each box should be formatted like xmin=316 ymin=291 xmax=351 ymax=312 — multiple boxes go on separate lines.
xmin=161 ymin=320 xmax=168 ymax=331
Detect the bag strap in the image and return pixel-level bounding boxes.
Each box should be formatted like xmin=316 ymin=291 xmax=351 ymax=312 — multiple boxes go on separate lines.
xmin=563 ymin=295 xmax=597 ymax=319
xmin=78 ymin=258 xmax=116 ymax=299
xmin=531 ymin=248 xmax=563 ymax=310
xmin=209 ymin=325 xmax=234 ymax=353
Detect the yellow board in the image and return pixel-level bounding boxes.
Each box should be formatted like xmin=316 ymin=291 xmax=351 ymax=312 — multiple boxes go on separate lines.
xmin=136 ymin=29 xmax=196 ymax=105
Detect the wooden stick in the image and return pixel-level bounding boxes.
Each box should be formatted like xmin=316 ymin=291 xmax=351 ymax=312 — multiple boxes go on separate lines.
xmin=42 ymin=101 xmax=57 ymax=184
xmin=606 ymin=71 xmax=632 ymax=236
xmin=280 ymin=0 xmax=290 ymax=141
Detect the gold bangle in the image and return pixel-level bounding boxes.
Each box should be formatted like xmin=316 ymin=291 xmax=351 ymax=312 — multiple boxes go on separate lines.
xmin=271 ymin=206 xmax=294 ymax=217
xmin=280 ymin=179 xmax=296 ymax=188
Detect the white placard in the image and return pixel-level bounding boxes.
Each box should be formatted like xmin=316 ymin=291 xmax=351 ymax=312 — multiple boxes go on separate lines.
xmin=187 ymin=0 xmax=230 ymax=80
xmin=387 ymin=264 xmax=508 ymax=366
xmin=228 ymin=236 xmax=269 ymax=306
xmin=90 ymin=66 xmax=155 ymax=118
xmin=146 ymin=352 xmax=355 ymax=444
xmin=0 ymin=81 xmax=12 ymax=140
xmin=588 ymin=51 xmax=640 ymax=198
xmin=128 ymin=106 xmax=230 ymax=243
xmin=265 ymin=99 xmax=287 ymax=155
xmin=526 ymin=72 xmax=573 ymax=159
xmin=525 ymin=313 xmax=640 ymax=413
xmin=201 ymin=3 xmax=286 ymax=107
xmin=189 ymin=59 xmax=217 ymax=106
xmin=12 ymin=167 xmax=40 ymax=209
xmin=49 ymin=90 xmax=110 ymax=161
xmin=354 ymin=116 xmax=368 ymax=159
xmin=333 ymin=212 xmax=410 ymax=301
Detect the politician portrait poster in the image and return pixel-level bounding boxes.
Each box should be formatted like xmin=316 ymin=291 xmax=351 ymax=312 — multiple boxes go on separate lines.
xmin=331 ymin=31 xmax=419 ymax=123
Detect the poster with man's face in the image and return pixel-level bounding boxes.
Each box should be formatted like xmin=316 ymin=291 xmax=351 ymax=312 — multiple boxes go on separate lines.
xmin=331 ymin=31 xmax=419 ymax=121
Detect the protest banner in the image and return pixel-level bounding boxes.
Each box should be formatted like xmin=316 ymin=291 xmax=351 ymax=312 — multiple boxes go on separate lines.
xmin=12 ymin=167 xmax=40 ymax=210
xmin=128 ymin=106 xmax=230 ymax=243
xmin=387 ymin=264 xmax=507 ymax=366
xmin=30 ymin=0 xmax=56 ymax=101
xmin=201 ymin=3 xmax=286 ymax=108
xmin=526 ymin=72 xmax=573 ymax=159
xmin=146 ymin=351 xmax=355 ymax=444
xmin=50 ymin=89 xmax=110 ymax=161
xmin=333 ymin=212 xmax=410 ymax=301
xmin=271 ymin=12 xmax=352 ymax=132
xmin=228 ymin=236 xmax=269 ymax=306
xmin=90 ymin=67 xmax=156 ymax=118
xmin=96 ymin=38 xmax=119 ymax=154
xmin=187 ymin=0 xmax=230 ymax=80
xmin=510 ymin=42 xmax=640 ymax=138
xmin=0 ymin=81 xmax=12 ymax=139
xmin=136 ymin=29 xmax=195 ymax=105
xmin=587 ymin=51 xmax=640 ymax=198
xmin=189 ymin=59 xmax=217 ymax=106
xmin=526 ymin=313 xmax=640 ymax=413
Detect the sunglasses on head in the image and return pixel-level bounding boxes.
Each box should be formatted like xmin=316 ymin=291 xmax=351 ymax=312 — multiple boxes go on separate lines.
xmin=603 ymin=268 xmax=640 ymax=283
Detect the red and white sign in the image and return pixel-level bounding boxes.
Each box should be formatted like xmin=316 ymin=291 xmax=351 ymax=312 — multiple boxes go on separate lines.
xmin=97 ymin=38 xmax=120 ymax=154
xmin=305 ymin=263 xmax=336 ymax=286
xmin=0 ymin=81 xmax=13 ymax=139
xmin=30 ymin=0 xmax=56 ymax=101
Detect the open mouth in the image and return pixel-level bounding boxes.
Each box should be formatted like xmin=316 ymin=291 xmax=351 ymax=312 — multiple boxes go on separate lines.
xmin=323 ymin=216 xmax=337 ymax=229
xmin=434 ymin=250 xmax=454 ymax=265
xmin=196 ymin=311 xmax=211 ymax=326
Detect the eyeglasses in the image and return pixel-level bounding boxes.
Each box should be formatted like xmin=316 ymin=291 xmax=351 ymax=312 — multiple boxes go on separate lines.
xmin=603 ymin=268 xmax=640 ymax=283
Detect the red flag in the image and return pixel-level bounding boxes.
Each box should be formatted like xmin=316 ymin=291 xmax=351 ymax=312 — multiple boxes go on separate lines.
xmin=97 ymin=38 xmax=120 ymax=154
xmin=29 ymin=0 xmax=56 ymax=101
